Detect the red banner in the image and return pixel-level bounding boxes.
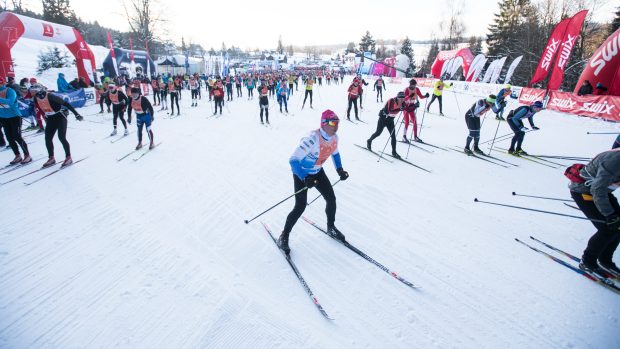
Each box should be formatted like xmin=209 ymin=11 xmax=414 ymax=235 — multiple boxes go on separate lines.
xmin=548 ymin=10 xmax=588 ymax=90
xmin=546 ymin=90 xmax=620 ymax=121
xmin=529 ymin=18 xmax=571 ymax=86
xmin=574 ymin=27 xmax=620 ymax=96
xmin=518 ymin=87 xmax=547 ymax=104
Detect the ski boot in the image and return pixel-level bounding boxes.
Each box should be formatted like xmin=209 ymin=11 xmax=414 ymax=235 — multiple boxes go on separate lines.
xmin=135 ymin=143 xmax=143 ymax=150
xmin=579 ymin=259 xmax=607 ymax=277
xmin=515 ymin=148 xmax=528 ymax=156
xmin=392 ymin=151 xmax=401 ymax=160
xmin=149 ymin=142 xmax=155 ymax=150
xmin=42 ymin=157 xmax=56 ymax=168
xmin=124 ymin=129 xmax=129 ymax=136
xmin=464 ymin=147 xmax=473 ymax=155
xmin=61 ymin=156 xmax=73 ymax=167
xmin=277 ymin=232 xmax=291 ymax=255
xmin=402 ymin=135 xmax=409 ymax=144
xmin=20 ymin=154 xmax=32 ymax=164
xmin=326 ymin=225 xmax=346 ymax=242
xmin=366 ymin=139 xmax=372 ymax=151
xmin=9 ymin=155 xmax=22 ymax=165
xmin=110 ymin=128 xmax=117 ymax=136
xmin=473 ymin=147 xmax=484 ymax=155
xmin=599 ymin=261 xmax=620 ymax=279
xmin=508 ymin=148 xmax=515 ymax=155
xmin=37 ymin=128 xmax=45 ymax=133
xmin=440 ymin=112 xmax=444 ymax=116
xmin=414 ymin=136 xmax=423 ymax=143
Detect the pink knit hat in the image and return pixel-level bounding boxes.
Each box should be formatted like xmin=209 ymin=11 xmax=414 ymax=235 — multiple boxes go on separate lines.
xmin=321 ymin=109 xmax=339 ymax=124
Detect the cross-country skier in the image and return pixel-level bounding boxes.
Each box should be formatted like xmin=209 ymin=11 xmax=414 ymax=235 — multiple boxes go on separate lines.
xmin=402 ymin=79 xmax=429 ymax=143
xmin=492 ymin=84 xmax=516 ymax=120
xmin=0 ymin=76 xmax=31 ymax=165
xmin=212 ymin=78 xmax=225 ymax=115
xmin=277 ymin=79 xmax=289 ymax=113
xmin=127 ymin=87 xmax=155 ymax=150
xmin=31 ymin=84 xmax=83 ymax=168
xmin=367 ymin=91 xmax=406 ymax=159
xmin=507 ymin=101 xmax=542 ymax=155
xmin=568 ymin=149 xmax=620 ymax=278
xmin=276 ymin=109 xmax=349 ymax=255
xmin=189 ymin=76 xmax=199 ymax=107
xmin=302 ymin=75 xmax=314 ymax=109
xmin=463 ymin=95 xmax=496 ymax=155
xmin=374 ymin=75 xmax=386 ymax=102
xmin=258 ymin=82 xmax=270 ymax=124
xmin=346 ymin=78 xmax=362 ymax=121
xmin=168 ymin=79 xmax=180 ymax=115
xmin=426 ymin=77 xmax=452 ymax=116
xmin=105 ymin=84 xmax=129 ymax=136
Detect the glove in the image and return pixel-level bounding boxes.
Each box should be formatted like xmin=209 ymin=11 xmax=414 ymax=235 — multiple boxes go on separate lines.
xmin=520 ymin=127 xmax=528 ymax=132
xmin=400 ymin=104 xmax=405 ymax=111
xmin=75 ymin=114 xmax=83 ymax=121
xmin=304 ymin=175 xmax=317 ymax=189
xmin=425 ymin=93 xmax=430 ymax=98
xmin=336 ymin=168 xmax=349 ymax=181
xmin=606 ymin=214 xmax=620 ymax=231
xmin=532 ymin=126 xmax=540 ymax=130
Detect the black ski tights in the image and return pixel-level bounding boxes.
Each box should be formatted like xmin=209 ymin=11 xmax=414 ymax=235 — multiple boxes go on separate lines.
xmin=283 ymin=169 xmax=336 ymax=234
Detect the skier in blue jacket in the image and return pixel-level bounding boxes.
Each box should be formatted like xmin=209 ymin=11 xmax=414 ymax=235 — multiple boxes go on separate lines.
xmin=0 ymin=76 xmax=30 ymax=165
xmin=507 ymin=101 xmax=543 ymax=155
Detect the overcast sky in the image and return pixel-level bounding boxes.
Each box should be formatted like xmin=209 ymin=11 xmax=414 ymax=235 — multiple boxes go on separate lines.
xmin=23 ymin=0 xmax=619 ymax=50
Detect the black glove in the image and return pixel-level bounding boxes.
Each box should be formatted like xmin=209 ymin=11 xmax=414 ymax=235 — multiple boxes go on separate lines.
xmin=425 ymin=93 xmax=430 ymax=98
xmin=532 ymin=126 xmax=540 ymax=130
xmin=304 ymin=175 xmax=317 ymax=189
xmin=337 ymin=168 xmax=349 ymax=181
xmin=75 ymin=114 xmax=83 ymax=121
xmin=606 ymin=214 xmax=620 ymax=231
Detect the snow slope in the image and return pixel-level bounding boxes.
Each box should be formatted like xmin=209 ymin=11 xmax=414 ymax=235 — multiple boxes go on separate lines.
xmin=0 ymin=76 xmax=619 ymax=349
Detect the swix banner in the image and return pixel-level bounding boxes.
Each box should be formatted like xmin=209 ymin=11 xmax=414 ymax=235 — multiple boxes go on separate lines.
xmin=573 ymin=27 xmax=620 ymax=96
xmin=547 ymin=10 xmax=588 ymax=90
xmin=518 ymin=87 xmax=546 ymax=105
xmin=106 ymin=32 xmax=119 ymax=76
xmin=547 ymin=90 xmax=620 ymax=121
xmin=529 ymin=18 xmax=571 ymax=86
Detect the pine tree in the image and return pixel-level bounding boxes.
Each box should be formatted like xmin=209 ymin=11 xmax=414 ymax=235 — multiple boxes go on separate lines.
xmin=421 ymin=40 xmax=439 ymax=76
xmin=277 ymin=36 xmax=284 ymax=55
xmin=345 ymin=42 xmax=356 ymax=54
xmin=486 ymin=0 xmax=540 ymax=85
xmin=400 ymin=37 xmax=416 ymax=77
xmin=467 ymin=36 xmax=483 ymax=55
xmin=37 ymin=47 xmax=70 ymax=74
xmin=359 ymin=31 xmax=376 ymax=53
xmin=611 ymin=6 xmax=620 ymax=35
xmin=42 ymin=0 xmax=77 ymax=26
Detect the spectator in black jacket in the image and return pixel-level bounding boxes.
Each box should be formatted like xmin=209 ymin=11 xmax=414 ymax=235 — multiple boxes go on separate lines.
xmin=577 ymin=80 xmax=593 ymax=96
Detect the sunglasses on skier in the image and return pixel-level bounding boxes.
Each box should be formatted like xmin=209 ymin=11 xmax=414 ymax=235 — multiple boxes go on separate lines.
xmin=323 ymin=118 xmax=340 ymax=126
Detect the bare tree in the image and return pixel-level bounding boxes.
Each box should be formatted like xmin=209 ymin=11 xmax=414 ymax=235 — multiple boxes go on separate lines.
xmin=439 ymin=0 xmax=466 ymax=50
xmin=123 ymin=0 xmax=166 ymax=50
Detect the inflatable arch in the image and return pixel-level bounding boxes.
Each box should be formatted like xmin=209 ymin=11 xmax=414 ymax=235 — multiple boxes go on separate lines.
xmin=430 ymin=47 xmax=474 ymax=79
xmin=0 ymin=12 xmax=97 ymax=85
xmin=574 ymin=27 xmax=620 ymax=96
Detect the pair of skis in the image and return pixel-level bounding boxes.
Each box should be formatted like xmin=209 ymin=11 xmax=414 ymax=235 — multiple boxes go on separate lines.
xmin=260 ymin=217 xmax=419 ymax=319
xmin=516 ymin=236 xmax=620 ymax=294
xmin=0 ymin=157 xmax=88 ymax=186
xmin=117 ymin=142 xmax=162 ymax=162
xmin=451 ymin=147 xmax=517 ymax=168
xmin=353 ymin=144 xmax=432 ymax=173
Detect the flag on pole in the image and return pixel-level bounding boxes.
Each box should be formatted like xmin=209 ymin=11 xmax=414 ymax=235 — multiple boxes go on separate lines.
xmin=547 ymin=10 xmax=588 ymax=90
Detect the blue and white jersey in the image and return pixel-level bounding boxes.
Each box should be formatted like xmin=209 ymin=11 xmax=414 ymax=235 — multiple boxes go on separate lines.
xmin=289 ymin=128 xmax=342 ymax=180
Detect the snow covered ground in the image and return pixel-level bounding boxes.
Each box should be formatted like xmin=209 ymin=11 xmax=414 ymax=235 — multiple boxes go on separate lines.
xmin=1 ymin=76 xmax=619 ymax=349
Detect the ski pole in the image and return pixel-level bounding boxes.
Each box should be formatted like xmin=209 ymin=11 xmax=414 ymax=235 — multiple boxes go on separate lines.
xmin=488 ymin=118 xmax=502 ymax=156
xmin=529 ymin=155 xmax=590 ymax=161
xmin=244 ymin=186 xmax=310 ymax=224
xmin=586 ymin=132 xmax=618 ymax=135
xmin=307 ymin=179 xmax=341 ymax=207
xmin=511 ymin=191 xmax=572 ymax=202
xmin=378 ymin=111 xmax=404 ymax=163
xmin=406 ymin=116 xmax=415 ymax=159
xmin=473 ymin=198 xmax=604 ymax=223
xmin=453 ymin=90 xmax=461 ymax=116
xmin=418 ymin=99 xmax=429 ymax=137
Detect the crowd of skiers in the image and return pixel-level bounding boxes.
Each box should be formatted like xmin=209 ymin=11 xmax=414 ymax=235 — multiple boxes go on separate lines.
xmin=2 ymin=70 xmax=619 ymax=281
